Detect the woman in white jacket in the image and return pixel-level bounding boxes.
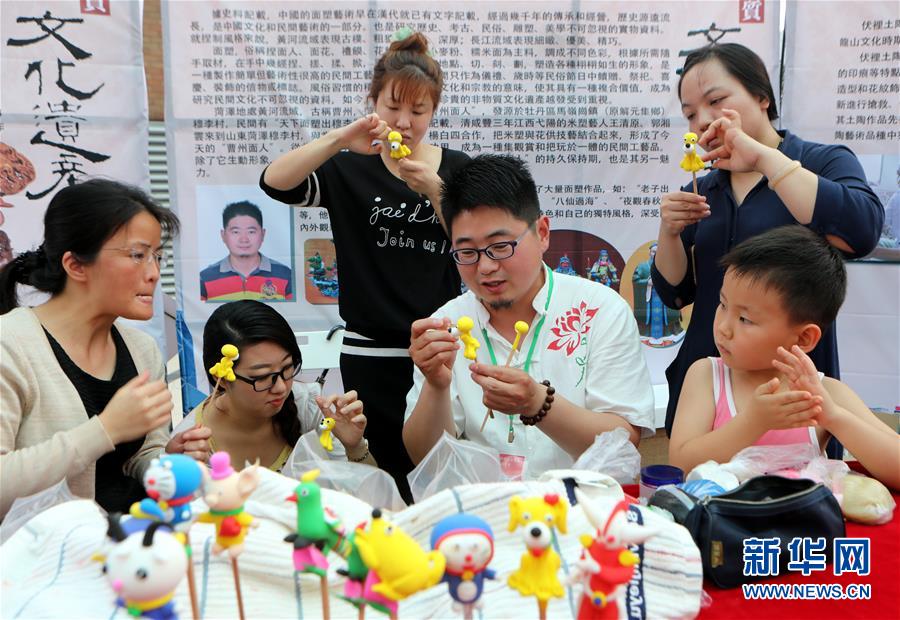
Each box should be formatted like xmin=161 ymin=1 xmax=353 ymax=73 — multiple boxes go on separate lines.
xmin=0 ymin=179 xmax=208 ymax=517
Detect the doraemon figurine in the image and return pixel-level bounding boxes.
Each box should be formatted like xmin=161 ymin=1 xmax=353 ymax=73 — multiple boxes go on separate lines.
xmin=131 ymin=454 xmax=204 ymax=530
xmin=430 ymin=513 xmax=496 ymax=615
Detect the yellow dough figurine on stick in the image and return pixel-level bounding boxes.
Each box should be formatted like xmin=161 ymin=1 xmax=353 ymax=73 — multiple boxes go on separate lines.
xmin=388 ymin=130 xmax=411 ymax=159
xmin=507 ymin=494 xmax=568 ymax=620
xmin=679 ymin=132 xmax=705 ymax=194
xmin=480 ymin=321 xmax=530 ymax=435
xmin=209 ymin=344 xmax=239 ymax=398
xmin=318 ymin=417 xmax=336 ymax=452
xmin=457 ymin=316 xmax=480 ymax=360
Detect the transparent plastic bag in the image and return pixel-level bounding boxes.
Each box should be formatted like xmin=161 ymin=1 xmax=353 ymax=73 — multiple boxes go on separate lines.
xmin=571 ymin=426 xmax=642 ymax=484
xmin=284 ymin=426 xmax=334 ymax=465
xmin=0 ymin=478 xmax=79 ymax=544
xmin=725 ymin=443 xmax=849 ymax=489
xmin=689 ymin=443 xmax=893 ymax=524
xmin=406 ymin=431 xmax=503 ymax=502
xmin=283 ymin=431 xmax=406 ymax=511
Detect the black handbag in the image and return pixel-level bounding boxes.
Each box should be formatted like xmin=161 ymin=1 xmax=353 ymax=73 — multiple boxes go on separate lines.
xmin=683 ymin=475 xmax=845 ymax=588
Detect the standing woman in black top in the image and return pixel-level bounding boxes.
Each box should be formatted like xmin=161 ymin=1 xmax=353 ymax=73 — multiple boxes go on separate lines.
xmin=261 ymin=30 xmax=469 ymax=499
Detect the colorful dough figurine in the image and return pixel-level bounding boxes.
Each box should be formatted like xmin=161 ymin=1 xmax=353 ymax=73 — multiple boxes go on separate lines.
xmin=337 ymin=525 xmax=374 ymax=613
xmin=679 ymin=131 xmax=705 ymax=194
xmin=130 ymin=453 xmax=204 ymax=620
xmin=319 ymin=417 xmax=336 ymax=452
xmin=99 ymin=514 xmax=187 ymax=620
xmin=509 ymin=321 xmax=530 ymax=358
xmin=572 ymin=489 xmax=658 ymax=620
xmin=430 ymin=513 xmax=496 ymax=619
xmin=208 ymin=344 xmax=239 ymax=396
xmin=131 ymin=454 xmax=204 ymax=530
xmin=198 ymin=452 xmax=259 ymax=557
xmin=456 ymin=316 xmax=479 ymax=360
xmin=388 ymin=130 xmax=411 ymax=159
xmin=285 ymin=469 xmax=350 ymax=619
xmin=507 ymin=494 xmax=568 ymax=620
xmin=355 ymin=508 xmax=446 ymax=616
xmin=197 ymin=452 xmax=260 ymax=620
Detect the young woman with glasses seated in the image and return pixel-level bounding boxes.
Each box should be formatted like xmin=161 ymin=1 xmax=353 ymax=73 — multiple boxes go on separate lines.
xmin=178 ymin=300 xmax=376 ymax=471
xmin=0 ymin=179 xmax=209 ymax=518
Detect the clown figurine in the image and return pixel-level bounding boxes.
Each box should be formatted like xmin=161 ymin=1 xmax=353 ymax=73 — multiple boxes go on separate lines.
xmin=431 ymin=514 xmax=496 ymax=619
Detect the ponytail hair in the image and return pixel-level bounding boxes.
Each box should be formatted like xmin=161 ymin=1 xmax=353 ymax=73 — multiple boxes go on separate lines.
xmin=203 ymin=300 xmax=303 ymax=446
xmin=0 ymin=179 xmax=179 ymax=314
xmin=369 ymin=30 xmax=443 ymax=109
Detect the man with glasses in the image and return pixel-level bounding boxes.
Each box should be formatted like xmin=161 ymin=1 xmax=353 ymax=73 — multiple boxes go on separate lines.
xmin=199 ymin=201 xmax=293 ymax=302
xmin=403 ymin=155 xmax=654 ymax=480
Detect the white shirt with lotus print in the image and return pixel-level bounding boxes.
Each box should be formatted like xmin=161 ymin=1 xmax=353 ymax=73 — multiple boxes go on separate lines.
xmin=404 ymin=265 xmax=655 ymax=480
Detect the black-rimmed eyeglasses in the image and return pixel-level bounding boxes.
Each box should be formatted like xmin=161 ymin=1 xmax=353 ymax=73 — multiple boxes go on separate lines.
xmin=233 ymin=363 xmax=301 ymax=392
xmin=450 ymin=228 xmax=530 ymax=266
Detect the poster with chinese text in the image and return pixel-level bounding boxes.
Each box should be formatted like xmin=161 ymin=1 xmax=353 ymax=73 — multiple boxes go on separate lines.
xmin=163 ymin=0 xmax=780 ymax=414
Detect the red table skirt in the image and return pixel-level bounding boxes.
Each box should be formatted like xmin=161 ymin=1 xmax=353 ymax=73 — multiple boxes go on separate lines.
xmin=624 ymin=465 xmax=899 ymax=619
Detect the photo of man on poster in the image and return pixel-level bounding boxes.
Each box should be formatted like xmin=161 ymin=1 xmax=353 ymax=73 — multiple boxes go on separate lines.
xmin=199 ymin=200 xmax=294 ymax=302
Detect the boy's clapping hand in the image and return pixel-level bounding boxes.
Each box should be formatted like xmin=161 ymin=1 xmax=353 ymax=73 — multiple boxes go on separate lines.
xmin=748 ymin=375 xmax=823 ymax=433
xmin=773 ymin=345 xmax=840 ymax=427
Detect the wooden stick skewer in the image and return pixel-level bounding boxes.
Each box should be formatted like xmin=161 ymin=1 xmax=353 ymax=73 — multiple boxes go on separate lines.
xmin=320 ymin=574 xmax=331 ymax=620
xmin=479 ymin=321 xmax=529 ymax=433
xmin=209 ymin=344 xmax=239 ymax=403
xmin=184 ymin=532 xmax=200 ymax=620
xmin=231 ymin=556 xmax=246 ymax=620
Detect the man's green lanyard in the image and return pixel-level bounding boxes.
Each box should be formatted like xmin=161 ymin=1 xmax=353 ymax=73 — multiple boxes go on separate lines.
xmin=480 ymin=265 xmax=554 ymax=441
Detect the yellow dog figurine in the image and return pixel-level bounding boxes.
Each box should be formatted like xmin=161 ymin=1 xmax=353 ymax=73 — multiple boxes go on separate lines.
xmin=318 ymin=417 xmax=336 ymax=452
xmin=679 ymin=132 xmax=705 ymax=173
xmin=507 ymin=494 xmax=568 ymax=608
xmin=388 ymin=130 xmax=411 ymax=159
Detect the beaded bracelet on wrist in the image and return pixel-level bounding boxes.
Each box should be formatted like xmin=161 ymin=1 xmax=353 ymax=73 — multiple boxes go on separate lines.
xmin=520 ymin=380 xmax=554 ymax=426
xmin=347 ymin=438 xmax=370 ymax=463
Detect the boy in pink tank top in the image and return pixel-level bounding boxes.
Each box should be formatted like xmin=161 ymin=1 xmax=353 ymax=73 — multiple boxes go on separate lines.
xmin=669 ymin=226 xmax=899 ymax=490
